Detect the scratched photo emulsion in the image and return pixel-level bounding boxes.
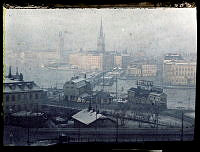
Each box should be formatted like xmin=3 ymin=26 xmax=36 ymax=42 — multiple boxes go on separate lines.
xmin=3 ymin=8 xmax=196 ymax=146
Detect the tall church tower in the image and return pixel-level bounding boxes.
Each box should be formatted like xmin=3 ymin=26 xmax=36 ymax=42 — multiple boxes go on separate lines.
xmin=97 ymin=18 xmax=105 ymax=53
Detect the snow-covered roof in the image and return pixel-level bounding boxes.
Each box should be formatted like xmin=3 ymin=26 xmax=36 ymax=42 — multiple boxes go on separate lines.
xmin=11 ymin=111 xmax=44 ymax=117
xmin=72 ymin=109 xmax=106 ymax=125
xmin=71 ymin=78 xmax=85 ymax=83
xmin=149 ymin=92 xmax=163 ymax=96
xmin=3 ymin=78 xmax=43 ymax=93
xmin=79 ymin=93 xmax=90 ymax=98
xmin=70 ymin=78 xmax=88 ymax=88
xmin=4 ymin=78 xmax=21 ymax=83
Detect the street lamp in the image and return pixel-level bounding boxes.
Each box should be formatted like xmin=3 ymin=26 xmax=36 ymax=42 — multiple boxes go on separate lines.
xmin=176 ymin=106 xmax=185 ymax=141
xmin=115 ymin=113 xmax=119 ymax=143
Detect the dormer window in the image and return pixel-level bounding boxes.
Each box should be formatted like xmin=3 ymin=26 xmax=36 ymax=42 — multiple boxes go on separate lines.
xmin=9 ymin=84 xmax=16 ymax=90
xmin=18 ymin=84 xmax=25 ymax=90
xmin=27 ymin=83 xmax=33 ymax=89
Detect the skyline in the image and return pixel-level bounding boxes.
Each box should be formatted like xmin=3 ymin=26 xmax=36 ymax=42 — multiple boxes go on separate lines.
xmin=5 ymin=8 xmax=197 ymax=55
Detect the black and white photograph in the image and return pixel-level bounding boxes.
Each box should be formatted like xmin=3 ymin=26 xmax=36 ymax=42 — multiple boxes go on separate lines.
xmin=3 ymin=6 xmax=197 ymax=146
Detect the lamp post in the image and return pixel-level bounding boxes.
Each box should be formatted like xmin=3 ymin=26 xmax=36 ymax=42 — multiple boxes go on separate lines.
xmin=95 ymin=102 xmax=98 ymax=142
xmin=115 ymin=72 xmax=118 ymax=100
xmin=176 ymin=106 xmax=184 ymax=141
xmin=116 ymin=113 xmax=119 ymax=143
xmin=186 ymin=77 xmax=191 ymax=110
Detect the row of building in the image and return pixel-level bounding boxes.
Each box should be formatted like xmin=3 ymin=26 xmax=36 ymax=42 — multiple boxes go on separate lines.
xmin=68 ymin=51 xmax=132 ymax=71
xmin=163 ymin=53 xmax=196 ymax=86
xmin=128 ymin=80 xmax=167 ymax=110
xmin=126 ymin=64 xmax=158 ymax=77
xmin=63 ymin=75 xmax=167 ymax=110
xmin=126 ymin=53 xmax=196 ymax=86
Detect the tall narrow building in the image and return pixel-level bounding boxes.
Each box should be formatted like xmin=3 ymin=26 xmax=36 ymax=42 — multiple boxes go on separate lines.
xmin=97 ymin=18 xmax=105 ymax=53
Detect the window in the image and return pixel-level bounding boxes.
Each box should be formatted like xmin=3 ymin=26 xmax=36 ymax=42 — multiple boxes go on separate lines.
xmin=18 ymin=94 xmax=21 ymax=100
xmin=12 ymin=95 xmax=15 ymax=101
xmin=24 ymin=94 xmax=27 ymax=99
xmin=35 ymin=93 xmax=38 ymax=99
xmin=6 ymin=95 xmax=9 ymax=102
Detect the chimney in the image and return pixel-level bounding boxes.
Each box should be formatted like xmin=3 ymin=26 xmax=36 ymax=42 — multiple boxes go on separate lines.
xmin=88 ymin=100 xmax=92 ymax=111
xmin=8 ymin=66 xmax=12 ymax=78
xmin=19 ymin=73 xmax=23 ymax=81
xmin=16 ymin=67 xmax=19 ymax=76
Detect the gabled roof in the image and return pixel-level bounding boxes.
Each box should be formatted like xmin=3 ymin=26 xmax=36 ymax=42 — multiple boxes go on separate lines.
xmin=72 ymin=109 xmax=106 ymax=125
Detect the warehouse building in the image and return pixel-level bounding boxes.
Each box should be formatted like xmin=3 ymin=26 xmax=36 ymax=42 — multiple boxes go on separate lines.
xmin=72 ymin=108 xmax=116 ymax=128
xmin=128 ymin=80 xmax=167 ymax=110
xmin=63 ymin=76 xmax=92 ymax=102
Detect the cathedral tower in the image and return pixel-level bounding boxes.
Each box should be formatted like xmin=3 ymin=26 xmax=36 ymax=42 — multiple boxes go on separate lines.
xmin=97 ymin=18 xmax=105 ymax=53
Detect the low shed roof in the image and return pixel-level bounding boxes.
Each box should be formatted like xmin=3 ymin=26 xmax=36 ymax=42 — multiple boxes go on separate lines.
xmin=72 ymin=109 xmax=106 ymax=125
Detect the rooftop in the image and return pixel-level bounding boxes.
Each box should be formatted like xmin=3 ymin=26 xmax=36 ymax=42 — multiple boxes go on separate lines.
xmin=72 ymin=109 xmax=106 ymax=125
xmin=71 ymin=78 xmax=85 ymax=83
xmin=4 ymin=78 xmax=21 ymax=83
xmin=164 ymin=61 xmax=196 ymax=65
xmin=129 ymin=85 xmax=164 ymax=98
xmin=3 ymin=78 xmax=43 ymax=93
xmin=11 ymin=111 xmax=44 ymax=117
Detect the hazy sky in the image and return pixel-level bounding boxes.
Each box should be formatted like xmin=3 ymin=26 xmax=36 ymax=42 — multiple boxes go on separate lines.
xmin=4 ymin=8 xmax=197 ymax=54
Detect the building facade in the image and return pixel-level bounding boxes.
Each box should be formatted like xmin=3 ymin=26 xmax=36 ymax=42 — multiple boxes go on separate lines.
xmin=141 ymin=64 xmax=157 ymax=77
xmin=114 ymin=55 xmax=122 ymax=67
xmin=68 ymin=52 xmax=114 ymax=71
xmin=127 ymin=64 xmax=157 ymax=77
xmin=128 ymin=80 xmax=167 ymax=110
xmin=121 ymin=55 xmax=132 ymax=69
xmin=63 ymin=77 xmax=92 ymax=101
xmin=69 ymin=53 xmax=103 ymax=71
xmin=163 ymin=61 xmax=196 ymax=86
xmin=3 ymin=67 xmax=47 ymax=113
xmin=102 ymin=53 xmax=114 ymax=71
xmin=127 ymin=65 xmax=142 ymax=77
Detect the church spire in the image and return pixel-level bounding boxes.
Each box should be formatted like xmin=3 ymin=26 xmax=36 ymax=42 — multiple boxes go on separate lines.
xmin=100 ymin=17 xmax=103 ymax=37
xmin=97 ymin=18 xmax=105 ymax=53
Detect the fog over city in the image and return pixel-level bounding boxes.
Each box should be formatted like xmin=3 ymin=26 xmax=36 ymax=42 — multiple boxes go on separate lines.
xmin=5 ymin=8 xmax=196 ymax=54
xmin=3 ymin=8 xmax=197 ymax=145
